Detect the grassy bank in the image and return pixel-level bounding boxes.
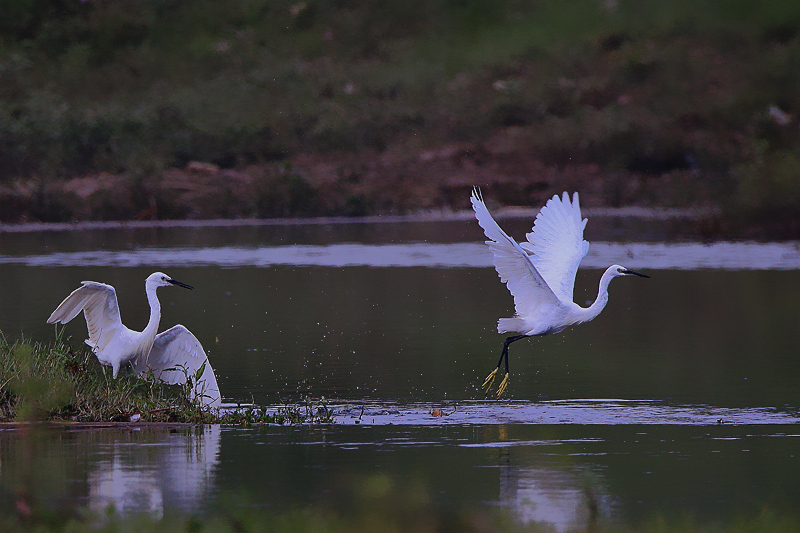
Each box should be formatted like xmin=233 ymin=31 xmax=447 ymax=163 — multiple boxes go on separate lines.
xmin=0 ymin=335 xmax=215 ymax=422
xmin=0 ymin=335 xmax=333 ymax=424
xmin=2 ymin=1 xmax=800 ymax=236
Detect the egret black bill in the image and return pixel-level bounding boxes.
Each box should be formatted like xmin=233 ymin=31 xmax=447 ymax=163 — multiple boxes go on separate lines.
xmin=167 ymin=278 xmax=194 ymax=290
xmin=619 ymin=269 xmax=650 ymax=278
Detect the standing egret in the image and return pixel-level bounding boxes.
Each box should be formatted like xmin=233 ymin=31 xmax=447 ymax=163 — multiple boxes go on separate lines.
xmin=47 ymin=272 xmax=221 ymax=408
xmin=471 ymin=188 xmax=649 ymax=398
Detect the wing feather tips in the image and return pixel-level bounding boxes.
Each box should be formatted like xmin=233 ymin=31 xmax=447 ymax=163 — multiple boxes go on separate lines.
xmin=47 ymin=287 xmax=94 ymax=324
xmin=47 ymin=300 xmax=76 ymax=324
xmin=471 ymin=185 xmax=483 ymax=202
xmin=471 ymin=188 xmax=512 ymax=248
xmin=571 ymin=191 xmax=580 ymax=212
xmin=144 ymin=324 xmax=221 ymax=408
xmin=47 ymin=282 xmax=118 ymax=325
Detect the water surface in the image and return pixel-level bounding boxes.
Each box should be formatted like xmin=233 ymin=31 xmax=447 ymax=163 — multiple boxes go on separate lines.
xmin=5 ymin=423 xmax=800 ymax=530
xmin=1 ymin=218 xmax=799 ymax=527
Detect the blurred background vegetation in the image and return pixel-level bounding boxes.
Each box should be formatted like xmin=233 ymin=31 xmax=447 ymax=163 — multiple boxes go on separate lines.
xmin=1 ymin=0 xmax=800 ymax=235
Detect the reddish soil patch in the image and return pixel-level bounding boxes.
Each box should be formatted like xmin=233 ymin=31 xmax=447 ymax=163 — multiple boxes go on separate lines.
xmin=0 ymin=129 xmax=714 ymax=225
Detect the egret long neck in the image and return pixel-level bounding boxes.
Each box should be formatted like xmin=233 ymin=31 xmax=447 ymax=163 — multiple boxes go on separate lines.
xmin=578 ymin=266 xmax=616 ymax=323
xmin=138 ymin=284 xmax=162 ymax=353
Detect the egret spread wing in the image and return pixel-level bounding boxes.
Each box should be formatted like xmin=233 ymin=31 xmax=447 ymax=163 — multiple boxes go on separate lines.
xmin=47 ymin=282 xmax=123 ymax=353
xmin=136 ymin=325 xmax=220 ymax=408
xmin=471 ymin=188 xmax=559 ymax=317
xmin=520 ymin=192 xmax=589 ymax=302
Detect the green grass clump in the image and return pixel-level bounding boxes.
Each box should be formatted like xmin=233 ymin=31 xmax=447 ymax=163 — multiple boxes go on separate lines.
xmin=0 ymin=335 xmax=214 ymax=423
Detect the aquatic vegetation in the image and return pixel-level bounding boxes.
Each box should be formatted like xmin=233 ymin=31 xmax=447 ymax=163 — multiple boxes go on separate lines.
xmin=219 ymin=396 xmax=335 ymax=426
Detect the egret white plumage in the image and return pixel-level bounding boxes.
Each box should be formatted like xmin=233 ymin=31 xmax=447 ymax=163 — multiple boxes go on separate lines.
xmin=471 ymin=188 xmax=649 ymax=398
xmin=47 ymin=272 xmax=221 ymax=408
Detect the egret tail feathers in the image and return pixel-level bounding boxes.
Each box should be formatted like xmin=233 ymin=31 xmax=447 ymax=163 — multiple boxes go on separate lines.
xmin=497 ymin=317 xmax=527 ymax=334
xmin=192 ymin=358 xmax=221 ymax=409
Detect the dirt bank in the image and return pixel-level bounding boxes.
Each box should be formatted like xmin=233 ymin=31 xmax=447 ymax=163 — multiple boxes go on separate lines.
xmin=0 ymin=129 xmax=719 ymax=226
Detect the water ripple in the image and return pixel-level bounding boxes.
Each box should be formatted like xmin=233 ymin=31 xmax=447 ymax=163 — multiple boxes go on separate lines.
xmin=322 ymin=399 xmax=800 ymax=426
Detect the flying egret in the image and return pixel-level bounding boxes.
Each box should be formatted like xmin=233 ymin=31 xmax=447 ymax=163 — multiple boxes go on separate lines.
xmin=47 ymin=272 xmax=221 ymax=408
xmin=471 ymin=188 xmax=649 ymax=398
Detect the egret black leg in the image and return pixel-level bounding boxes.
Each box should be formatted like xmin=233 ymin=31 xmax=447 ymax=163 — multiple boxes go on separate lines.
xmin=492 ymin=350 xmax=506 ymax=372
xmin=502 ymin=335 xmax=525 ymax=370
xmin=482 ymin=335 xmax=527 ymax=398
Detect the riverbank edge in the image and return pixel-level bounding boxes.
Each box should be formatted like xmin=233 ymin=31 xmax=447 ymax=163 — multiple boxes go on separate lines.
xmin=0 ymin=205 xmax=719 ymax=233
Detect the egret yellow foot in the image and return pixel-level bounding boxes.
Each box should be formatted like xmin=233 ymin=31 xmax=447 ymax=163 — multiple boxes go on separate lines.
xmin=482 ymin=367 xmax=499 ymax=394
xmin=496 ymin=372 xmax=510 ymax=398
